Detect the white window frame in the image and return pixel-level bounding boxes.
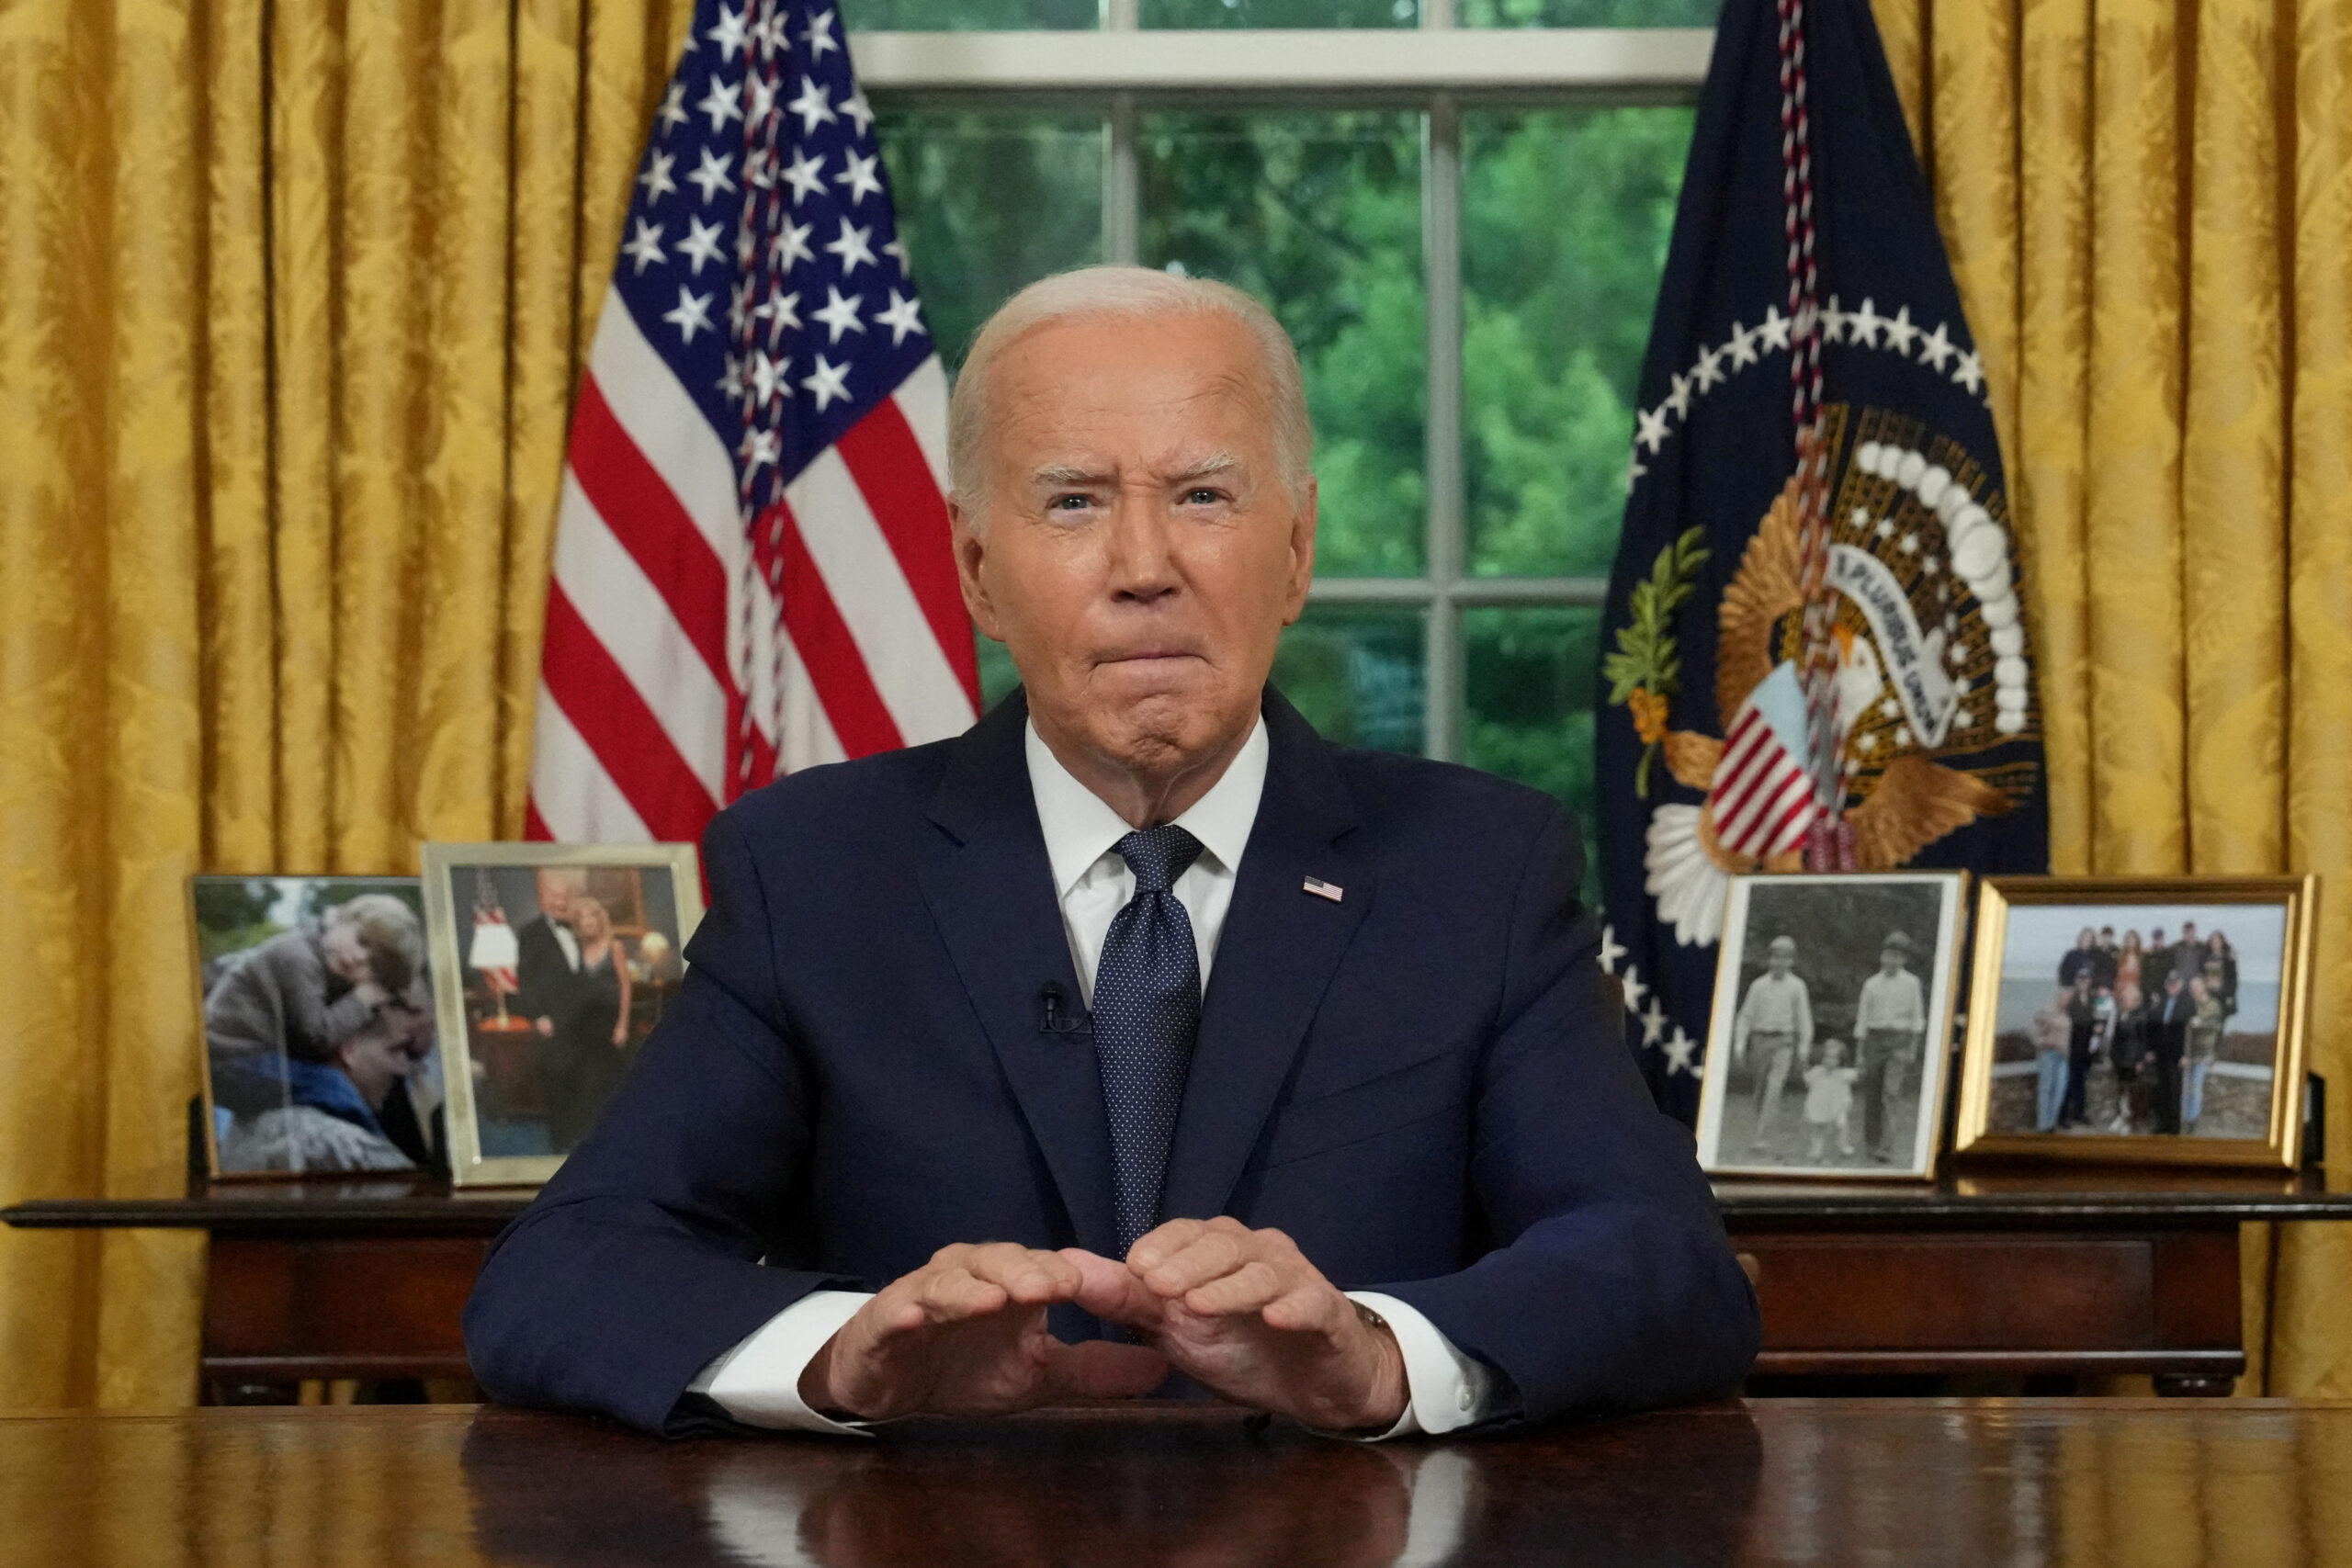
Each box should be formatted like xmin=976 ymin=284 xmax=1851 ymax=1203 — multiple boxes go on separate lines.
xmin=854 ymin=21 xmax=1711 ymax=762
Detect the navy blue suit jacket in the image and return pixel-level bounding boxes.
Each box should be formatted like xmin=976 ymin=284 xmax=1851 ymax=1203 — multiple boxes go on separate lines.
xmin=465 ymin=688 xmax=1759 ymax=1435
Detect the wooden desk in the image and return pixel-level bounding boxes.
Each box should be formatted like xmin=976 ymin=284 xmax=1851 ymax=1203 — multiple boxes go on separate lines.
xmin=5 ymin=1399 xmax=2352 ymax=1565
xmin=8 ymin=1172 xmax=2350 ymax=1400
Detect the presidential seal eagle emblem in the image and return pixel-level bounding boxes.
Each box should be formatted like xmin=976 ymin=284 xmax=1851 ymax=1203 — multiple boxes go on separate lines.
xmin=1614 ymin=401 xmax=2041 ymax=948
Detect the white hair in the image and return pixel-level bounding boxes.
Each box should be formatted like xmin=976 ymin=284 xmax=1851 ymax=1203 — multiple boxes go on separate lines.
xmin=946 ymin=265 xmax=1314 ymax=514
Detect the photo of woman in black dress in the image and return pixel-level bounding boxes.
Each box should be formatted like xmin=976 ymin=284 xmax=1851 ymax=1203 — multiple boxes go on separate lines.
xmin=545 ymin=895 xmax=634 ymax=1153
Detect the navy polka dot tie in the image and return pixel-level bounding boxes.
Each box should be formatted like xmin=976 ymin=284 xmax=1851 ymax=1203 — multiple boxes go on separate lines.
xmin=1091 ymin=825 xmax=1205 ymax=1259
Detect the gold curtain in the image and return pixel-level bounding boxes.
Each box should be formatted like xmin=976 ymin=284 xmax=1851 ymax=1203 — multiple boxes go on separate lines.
xmin=0 ymin=0 xmax=693 ymax=1411
xmin=1870 ymin=0 xmax=2352 ymax=1393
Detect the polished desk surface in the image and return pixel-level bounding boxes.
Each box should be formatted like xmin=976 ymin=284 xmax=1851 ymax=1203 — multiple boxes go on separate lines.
xmin=5 ymin=1399 xmax=2352 ymax=1567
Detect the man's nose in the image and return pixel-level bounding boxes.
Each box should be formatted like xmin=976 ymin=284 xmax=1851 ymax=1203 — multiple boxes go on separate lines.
xmin=1102 ymin=496 xmax=1181 ymax=603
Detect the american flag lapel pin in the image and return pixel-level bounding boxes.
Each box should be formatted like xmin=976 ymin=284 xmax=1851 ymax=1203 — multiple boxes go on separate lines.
xmin=1302 ymin=875 xmax=1344 ymax=903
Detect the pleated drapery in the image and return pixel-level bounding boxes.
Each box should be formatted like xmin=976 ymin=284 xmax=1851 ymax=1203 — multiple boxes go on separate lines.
xmin=1870 ymin=0 xmax=2352 ymax=1393
xmin=0 ymin=0 xmax=694 ymax=1411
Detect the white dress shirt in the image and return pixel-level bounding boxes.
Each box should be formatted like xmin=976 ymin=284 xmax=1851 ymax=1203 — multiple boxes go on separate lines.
xmin=689 ymin=717 xmax=1488 ymax=1438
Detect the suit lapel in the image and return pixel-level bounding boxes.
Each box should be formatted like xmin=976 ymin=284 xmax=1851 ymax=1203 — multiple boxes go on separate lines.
xmin=916 ymin=692 xmax=1120 ymax=1258
xmin=1160 ymin=691 xmax=1373 ymax=1224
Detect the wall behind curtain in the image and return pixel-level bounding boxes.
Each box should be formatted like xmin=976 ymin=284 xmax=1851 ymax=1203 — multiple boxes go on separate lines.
xmin=1868 ymin=0 xmax=2352 ymax=1393
xmin=0 ymin=0 xmax=692 ymax=1410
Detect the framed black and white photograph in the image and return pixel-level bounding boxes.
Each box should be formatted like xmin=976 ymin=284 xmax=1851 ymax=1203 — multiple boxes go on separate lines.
xmin=191 ymin=875 xmax=443 ymax=1179
xmin=422 ymin=842 xmax=703 ymax=1187
xmin=1953 ymin=876 xmax=2317 ymax=1168
xmin=1696 ymin=872 xmax=1968 ymax=1179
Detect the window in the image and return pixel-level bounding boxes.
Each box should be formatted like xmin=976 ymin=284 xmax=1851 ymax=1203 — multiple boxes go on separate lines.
xmin=865 ymin=12 xmax=1705 ymax=883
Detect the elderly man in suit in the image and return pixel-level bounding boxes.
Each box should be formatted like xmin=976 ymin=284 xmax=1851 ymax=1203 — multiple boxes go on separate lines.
xmin=464 ymin=266 xmax=1758 ymax=1438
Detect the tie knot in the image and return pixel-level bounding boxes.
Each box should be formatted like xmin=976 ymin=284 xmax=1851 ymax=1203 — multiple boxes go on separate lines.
xmin=1116 ymin=825 xmax=1204 ymax=894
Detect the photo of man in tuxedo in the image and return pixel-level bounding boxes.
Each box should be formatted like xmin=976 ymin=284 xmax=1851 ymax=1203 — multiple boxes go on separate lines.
xmin=465 ymin=266 xmax=1758 ymax=1440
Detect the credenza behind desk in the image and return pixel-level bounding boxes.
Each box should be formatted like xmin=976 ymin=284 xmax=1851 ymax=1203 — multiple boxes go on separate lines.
xmin=8 ymin=1169 xmax=2347 ymax=1402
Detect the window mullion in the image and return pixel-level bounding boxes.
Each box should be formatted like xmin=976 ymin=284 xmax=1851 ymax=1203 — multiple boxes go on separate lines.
xmin=1422 ymin=90 xmax=1464 ymax=764
xmin=1105 ymin=94 xmax=1138 ymax=265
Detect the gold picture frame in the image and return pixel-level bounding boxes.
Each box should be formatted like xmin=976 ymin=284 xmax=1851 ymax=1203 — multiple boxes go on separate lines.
xmin=1696 ymin=871 xmax=1970 ymax=1180
xmin=422 ymin=841 xmax=704 ymax=1188
xmin=1952 ymin=876 xmax=2318 ymax=1169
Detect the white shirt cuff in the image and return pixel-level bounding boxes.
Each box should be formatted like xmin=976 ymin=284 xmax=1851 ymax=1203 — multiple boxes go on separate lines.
xmin=1341 ymin=1291 xmax=1491 ymax=1440
xmin=685 ymin=1290 xmax=876 ymax=1433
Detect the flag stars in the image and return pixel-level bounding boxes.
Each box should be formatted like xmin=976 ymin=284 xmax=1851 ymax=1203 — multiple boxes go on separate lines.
xmin=1691 ymin=343 xmax=1726 ymax=393
xmin=883 ymin=236 xmax=911 ymax=272
xmin=750 ymin=350 xmax=789 ymax=405
xmin=707 ymin=3 xmax=749 ymax=60
xmin=1663 ymin=1027 xmax=1698 ymax=1077
xmin=747 ymin=73 xmax=779 ymax=129
xmin=1818 ymin=295 xmax=1849 ymax=344
xmin=1639 ymin=996 xmax=1668 ymax=1047
xmin=657 ymin=83 xmax=689 ymax=133
xmin=1665 ymin=371 xmax=1693 ymax=418
xmin=1758 ymin=306 xmax=1793 ymax=351
xmin=1849 ymin=297 xmax=1886 ymax=348
xmin=1598 ymin=923 xmax=1626 ymax=974
xmin=1635 ymin=405 xmax=1672 ymax=455
xmin=1952 ymin=349 xmax=1986 ymax=394
xmin=772 ymin=217 xmax=815 ymax=271
xmin=842 ymin=89 xmax=875 ymax=137
xmin=662 ymin=286 xmax=714 ymax=344
xmin=678 ymin=214 xmax=726 ymax=274
xmin=688 ymin=147 xmax=736 ymax=204
xmin=788 ymin=76 xmax=837 ymax=135
xmin=825 ymin=217 xmax=876 ymax=276
xmin=802 ymin=7 xmax=841 ymax=57
xmin=619 ymin=219 xmax=665 ymax=274
xmin=782 ymin=147 xmax=827 ymax=205
xmin=1917 ymin=322 xmax=1958 ymax=371
xmin=1725 ymin=320 xmax=1759 ymax=368
xmin=754 ymin=288 xmax=802 ymax=342
xmin=637 ymin=150 xmax=677 ymax=204
xmin=696 ymin=74 xmax=743 ymax=133
xmin=875 ymin=288 xmax=925 ymax=345
xmin=1619 ymin=964 xmax=1648 ymax=1012
xmin=740 ymin=425 xmax=781 ymax=472
xmin=834 ymin=149 xmax=884 ymax=206
xmin=1884 ymin=305 xmax=1920 ymax=356
xmin=802 ymin=353 xmax=852 ymax=411
xmin=718 ymin=354 xmax=744 ymax=402
xmin=812 ymin=285 xmax=865 ymax=344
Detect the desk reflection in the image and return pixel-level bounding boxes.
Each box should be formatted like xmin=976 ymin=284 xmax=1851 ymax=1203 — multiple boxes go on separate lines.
xmin=459 ymin=1404 xmax=1763 ymax=1568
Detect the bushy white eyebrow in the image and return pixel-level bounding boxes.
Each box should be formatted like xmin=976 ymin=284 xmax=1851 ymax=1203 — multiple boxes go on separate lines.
xmin=1025 ymin=453 xmax=1244 ymax=490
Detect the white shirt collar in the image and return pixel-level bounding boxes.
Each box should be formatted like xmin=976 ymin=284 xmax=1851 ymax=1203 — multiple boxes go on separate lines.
xmin=1024 ymin=715 xmax=1269 ymax=897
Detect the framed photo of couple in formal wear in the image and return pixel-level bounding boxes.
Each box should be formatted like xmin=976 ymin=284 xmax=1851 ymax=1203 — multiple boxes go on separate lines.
xmin=1696 ymin=871 xmax=1969 ymax=1180
xmin=191 ymin=874 xmax=446 ymax=1179
xmin=422 ymin=842 xmax=704 ymax=1187
xmin=1952 ymin=877 xmax=2318 ymax=1169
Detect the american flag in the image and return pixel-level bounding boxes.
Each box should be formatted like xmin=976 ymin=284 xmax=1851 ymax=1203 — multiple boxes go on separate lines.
xmin=527 ymin=0 xmax=979 ymax=844
xmin=1704 ymin=662 xmax=1816 ymax=860
xmin=471 ymin=870 xmax=520 ymax=994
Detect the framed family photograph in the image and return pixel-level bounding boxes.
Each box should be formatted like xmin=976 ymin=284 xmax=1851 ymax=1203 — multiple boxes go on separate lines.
xmin=422 ymin=842 xmax=704 ymax=1187
xmin=191 ymin=875 xmax=444 ymax=1179
xmin=1696 ymin=872 xmax=1969 ymax=1180
xmin=1952 ymin=876 xmax=2318 ymax=1168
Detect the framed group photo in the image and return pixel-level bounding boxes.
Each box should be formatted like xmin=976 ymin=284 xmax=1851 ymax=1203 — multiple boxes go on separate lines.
xmin=1953 ymin=876 xmax=2318 ymax=1168
xmin=1696 ymin=871 xmax=1969 ymax=1180
xmin=422 ymin=842 xmax=703 ymax=1187
xmin=191 ymin=875 xmax=444 ymax=1179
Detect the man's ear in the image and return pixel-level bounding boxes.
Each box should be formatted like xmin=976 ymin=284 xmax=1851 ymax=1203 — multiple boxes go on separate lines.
xmin=1281 ymin=476 xmax=1318 ymax=626
xmin=951 ymin=498 xmax=1004 ymax=641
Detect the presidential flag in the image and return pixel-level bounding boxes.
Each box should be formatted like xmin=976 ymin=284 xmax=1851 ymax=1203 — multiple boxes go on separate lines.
xmin=527 ymin=0 xmax=979 ymax=845
xmin=1598 ymin=0 xmax=2049 ymax=1119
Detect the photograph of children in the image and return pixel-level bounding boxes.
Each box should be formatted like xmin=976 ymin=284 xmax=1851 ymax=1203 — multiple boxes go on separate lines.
xmin=424 ymin=845 xmax=701 ymax=1185
xmin=192 ymin=875 xmax=443 ymax=1178
xmin=1696 ymin=872 xmax=1967 ymax=1179
xmin=1977 ymin=901 xmax=2288 ymax=1142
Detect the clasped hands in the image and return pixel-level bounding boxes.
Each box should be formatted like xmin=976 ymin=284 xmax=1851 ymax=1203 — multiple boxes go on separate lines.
xmin=797 ymin=1217 xmax=1408 ymax=1432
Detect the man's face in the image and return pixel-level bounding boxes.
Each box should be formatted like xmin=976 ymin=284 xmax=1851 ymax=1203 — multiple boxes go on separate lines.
xmin=953 ymin=310 xmax=1316 ymax=784
xmin=2182 ymin=922 xmax=2199 ymax=945
xmin=536 ymin=871 xmax=579 ymax=922
xmin=336 ymin=1025 xmax=412 ymax=1111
